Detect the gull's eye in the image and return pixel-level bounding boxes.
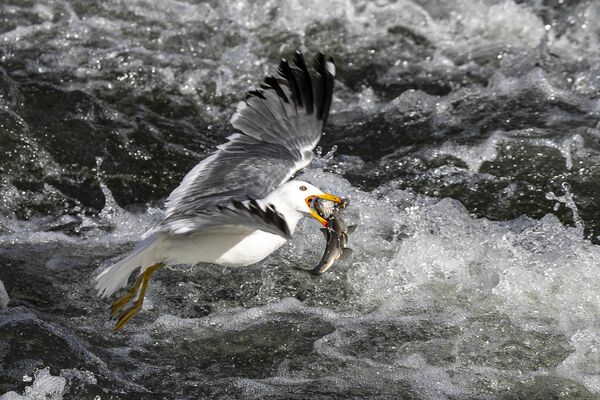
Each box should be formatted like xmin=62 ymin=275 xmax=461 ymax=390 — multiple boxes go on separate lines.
xmin=299 ymin=185 xmax=307 ymax=191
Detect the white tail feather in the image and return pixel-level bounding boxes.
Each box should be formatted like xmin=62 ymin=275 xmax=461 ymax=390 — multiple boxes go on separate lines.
xmin=95 ymin=234 xmax=158 ymax=298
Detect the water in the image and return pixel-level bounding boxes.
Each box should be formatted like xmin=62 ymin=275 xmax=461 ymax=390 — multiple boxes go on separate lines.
xmin=1 ymin=0 xmax=600 ymax=398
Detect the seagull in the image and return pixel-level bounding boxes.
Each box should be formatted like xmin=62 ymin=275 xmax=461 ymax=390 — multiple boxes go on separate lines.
xmin=95 ymin=51 xmax=343 ymax=331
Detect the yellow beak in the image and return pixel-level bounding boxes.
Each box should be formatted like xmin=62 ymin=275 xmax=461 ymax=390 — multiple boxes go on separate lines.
xmin=305 ymin=193 xmax=344 ymax=227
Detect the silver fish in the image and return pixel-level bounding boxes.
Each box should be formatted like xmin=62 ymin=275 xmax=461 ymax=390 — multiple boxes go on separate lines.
xmin=310 ymin=199 xmax=355 ymax=275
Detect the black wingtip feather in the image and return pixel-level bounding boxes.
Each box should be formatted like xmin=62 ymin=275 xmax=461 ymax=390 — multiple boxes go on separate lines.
xmin=312 ymin=52 xmax=335 ymax=128
xmin=246 ymin=51 xmax=335 ymax=128
xmin=264 ymin=76 xmax=289 ymax=103
xmin=293 ymin=51 xmax=314 ymax=116
xmin=247 ymin=89 xmax=265 ymax=100
xmin=278 ymin=59 xmax=303 ymax=108
xmin=228 ymin=198 xmax=291 ymax=239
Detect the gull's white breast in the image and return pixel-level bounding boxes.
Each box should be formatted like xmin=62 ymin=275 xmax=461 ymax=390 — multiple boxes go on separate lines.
xmin=158 ymin=229 xmax=288 ymax=267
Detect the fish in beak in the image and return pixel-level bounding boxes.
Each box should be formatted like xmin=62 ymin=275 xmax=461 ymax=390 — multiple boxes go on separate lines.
xmin=305 ymin=193 xmax=344 ymax=227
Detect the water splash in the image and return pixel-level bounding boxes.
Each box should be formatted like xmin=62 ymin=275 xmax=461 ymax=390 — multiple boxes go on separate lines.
xmin=433 ymin=131 xmax=505 ymax=172
xmin=311 ymin=145 xmax=338 ymax=169
xmin=545 ymin=182 xmax=584 ymax=233
xmin=95 ymin=157 xmax=126 ymax=222
xmin=0 ymin=280 xmax=9 ymax=309
xmin=0 ymin=368 xmax=66 ymax=400
xmin=529 ymin=134 xmax=584 ymax=170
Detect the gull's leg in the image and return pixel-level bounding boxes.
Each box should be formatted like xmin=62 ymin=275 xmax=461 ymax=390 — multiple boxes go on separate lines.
xmin=113 ymin=262 xmax=163 ymax=332
xmin=110 ymin=273 xmax=144 ymax=318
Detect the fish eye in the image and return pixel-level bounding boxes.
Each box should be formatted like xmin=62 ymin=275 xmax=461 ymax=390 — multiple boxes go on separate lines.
xmin=299 ymin=185 xmax=307 ymax=191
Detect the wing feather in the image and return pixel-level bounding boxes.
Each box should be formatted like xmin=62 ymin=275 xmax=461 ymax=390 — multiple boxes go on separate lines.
xmin=163 ymin=199 xmax=292 ymax=239
xmin=161 ymin=52 xmax=335 ymax=234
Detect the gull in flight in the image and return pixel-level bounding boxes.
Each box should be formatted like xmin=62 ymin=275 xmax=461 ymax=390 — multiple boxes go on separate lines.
xmin=95 ymin=51 xmax=342 ymax=331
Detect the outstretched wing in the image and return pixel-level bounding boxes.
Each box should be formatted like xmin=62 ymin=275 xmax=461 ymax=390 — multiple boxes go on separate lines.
xmin=161 ymin=51 xmax=335 ymax=235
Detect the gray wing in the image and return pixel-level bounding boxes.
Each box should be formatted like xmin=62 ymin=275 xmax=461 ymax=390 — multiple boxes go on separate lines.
xmin=161 ymin=52 xmax=335 ymax=236
xmin=163 ymin=199 xmax=292 ymax=239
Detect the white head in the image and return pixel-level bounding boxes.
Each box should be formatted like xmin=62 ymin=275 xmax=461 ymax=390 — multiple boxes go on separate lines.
xmin=266 ymin=180 xmax=343 ymax=226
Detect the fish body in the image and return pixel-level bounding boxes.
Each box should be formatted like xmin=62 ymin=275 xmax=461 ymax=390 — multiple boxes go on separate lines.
xmin=310 ymin=200 xmax=354 ymax=275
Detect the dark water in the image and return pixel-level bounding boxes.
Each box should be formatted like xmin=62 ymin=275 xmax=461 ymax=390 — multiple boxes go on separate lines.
xmin=2 ymin=1 xmax=600 ymax=399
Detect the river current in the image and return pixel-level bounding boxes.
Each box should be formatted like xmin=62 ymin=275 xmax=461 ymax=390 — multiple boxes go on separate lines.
xmin=1 ymin=1 xmax=600 ymax=399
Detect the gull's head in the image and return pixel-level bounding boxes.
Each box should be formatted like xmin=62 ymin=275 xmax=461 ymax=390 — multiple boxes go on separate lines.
xmin=272 ymin=180 xmax=344 ymax=227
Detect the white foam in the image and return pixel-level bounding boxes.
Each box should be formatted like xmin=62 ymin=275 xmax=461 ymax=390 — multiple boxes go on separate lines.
xmin=3 ymin=168 xmax=596 ymax=396
xmin=0 ymin=0 xmax=566 ymax=110
xmin=0 ymin=280 xmax=8 ymax=309
xmin=288 ymin=169 xmax=600 ymax=394
xmin=432 ymin=131 xmax=504 ymax=172
xmin=1 ymin=1 xmax=599 ymax=396
xmin=0 ymin=368 xmax=66 ymax=400
xmin=557 ymin=329 xmax=600 ymax=392
xmin=0 ymin=177 xmax=161 ymax=247
xmin=545 ymin=182 xmax=584 ymax=232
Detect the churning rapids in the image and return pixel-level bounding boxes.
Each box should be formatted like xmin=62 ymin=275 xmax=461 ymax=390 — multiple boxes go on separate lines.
xmin=1 ymin=0 xmax=600 ymax=399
